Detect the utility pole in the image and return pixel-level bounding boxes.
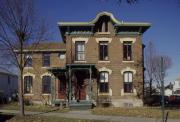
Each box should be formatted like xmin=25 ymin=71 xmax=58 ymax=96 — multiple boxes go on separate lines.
xmin=161 ymin=57 xmax=165 ymax=122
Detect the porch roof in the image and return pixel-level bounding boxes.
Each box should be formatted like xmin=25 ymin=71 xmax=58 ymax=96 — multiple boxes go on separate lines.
xmin=48 ymin=67 xmax=67 ymax=74
xmin=66 ymin=63 xmax=96 ymax=69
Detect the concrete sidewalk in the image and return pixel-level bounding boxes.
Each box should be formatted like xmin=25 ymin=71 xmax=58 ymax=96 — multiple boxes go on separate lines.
xmin=0 ymin=109 xmax=179 ymax=122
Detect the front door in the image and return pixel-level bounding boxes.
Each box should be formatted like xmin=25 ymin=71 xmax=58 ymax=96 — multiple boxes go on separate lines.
xmin=74 ymin=72 xmax=86 ymax=100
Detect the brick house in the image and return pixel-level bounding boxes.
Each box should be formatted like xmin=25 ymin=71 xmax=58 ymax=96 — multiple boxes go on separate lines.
xmin=22 ymin=11 xmax=151 ymax=107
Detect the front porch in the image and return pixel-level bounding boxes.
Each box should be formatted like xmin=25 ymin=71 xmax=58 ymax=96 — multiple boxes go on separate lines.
xmin=49 ymin=64 xmax=97 ymax=109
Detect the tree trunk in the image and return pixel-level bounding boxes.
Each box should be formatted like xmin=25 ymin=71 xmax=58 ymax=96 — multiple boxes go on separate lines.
xmin=150 ymin=78 xmax=152 ymax=96
xmin=19 ymin=69 xmax=24 ymax=116
xmin=19 ymin=40 xmax=25 ymax=116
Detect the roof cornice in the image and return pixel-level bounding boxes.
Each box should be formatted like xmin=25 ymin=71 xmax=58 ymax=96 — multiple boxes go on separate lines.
xmin=58 ymin=11 xmax=151 ymax=27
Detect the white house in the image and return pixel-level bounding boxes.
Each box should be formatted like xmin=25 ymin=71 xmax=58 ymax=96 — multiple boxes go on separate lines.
xmin=0 ymin=67 xmax=18 ymax=102
xmin=173 ymin=78 xmax=180 ymax=92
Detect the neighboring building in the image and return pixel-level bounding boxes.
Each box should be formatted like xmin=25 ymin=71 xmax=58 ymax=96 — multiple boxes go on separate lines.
xmin=0 ymin=67 xmax=18 ymax=102
xmin=22 ymin=12 xmax=151 ymax=107
xmin=173 ymin=78 xmax=180 ymax=93
xmin=164 ymin=82 xmax=173 ymax=96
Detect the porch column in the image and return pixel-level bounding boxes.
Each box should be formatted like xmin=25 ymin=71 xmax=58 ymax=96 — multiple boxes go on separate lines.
xmin=51 ymin=73 xmax=55 ymax=105
xmin=68 ymin=66 xmax=72 ymax=102
xmin=89 ymin=66 xmax=92 ymax=100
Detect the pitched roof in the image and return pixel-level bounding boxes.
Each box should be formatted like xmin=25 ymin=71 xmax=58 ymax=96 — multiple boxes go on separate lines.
xmin=23 ymin=41 xmax=66 ymax=52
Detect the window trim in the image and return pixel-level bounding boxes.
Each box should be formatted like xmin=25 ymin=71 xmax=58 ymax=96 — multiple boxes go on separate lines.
xmin=96 ymin=37 xmax=112 ymax=43
xmin=42 ymin=75 xmax=51 ymax=94
xmin=99 ymin=71 xmax=109 ymax=93
xmin=123 ymin=41 xmax=133 ymax=61
xmin=75 ymin=41 xmax=85 ymax=61
xmin=119 ymin=38 xmax=136 ymax=44
xmin=123 ymin=71 xmax=133 ymax=93
xmin=42 ymin=53 xmax=50 ymax=67
xmin=24 ymin=76 xmax=33 ymax=94
xmin=99 ymin=41 xmax=109 ymax=61
xmin=24 ymin=54 xmax=32 ymax=67
xmin=72 ymin=37 xmax=89 ymax=43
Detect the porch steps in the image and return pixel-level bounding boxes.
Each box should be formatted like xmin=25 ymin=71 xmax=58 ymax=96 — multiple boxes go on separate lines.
xmin=69 ymin=100 xmax=92 ymax=110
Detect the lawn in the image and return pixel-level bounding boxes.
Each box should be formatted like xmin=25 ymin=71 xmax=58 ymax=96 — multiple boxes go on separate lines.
xmin=0 ymin=102 xmax=69 ymax=113
xmin=0 ymin=113 xmax=113 ymax=122
xmin=92 ymin=107 xmax=180 ymax=119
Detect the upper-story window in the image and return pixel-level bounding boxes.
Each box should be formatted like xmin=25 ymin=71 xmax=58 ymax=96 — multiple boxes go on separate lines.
xmin=24 ymin=76 xmax=33 ymax=94
xmin=99 ymin=71 xmax=109 ymax=93
xmin=123 ymin=41 xmax=132 ymax=61
xmin=123 ymin=71 xmax=133 ymax=93
xmin=96 ymin=16 xmax=110 ymax=33
xmin=75 ymin=41 xmax=85 ymax=61
xmin=42 ymin=76 xmax=51 ymax=94
xmin=99 ymin=41 xmax=108 ymax=61
xmin=24 ymin=54 xmax=32 ymax=67
xmin=42 ymin=53 xmax=50 ymax=67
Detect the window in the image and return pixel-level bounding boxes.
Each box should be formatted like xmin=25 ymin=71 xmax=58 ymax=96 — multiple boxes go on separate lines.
xmin=123 ymin=42 xmax=132 ymax=61
xmin=99 ymin=41 xmax=108 ymax=61
xmin=58 ymin=53 xmax=65 ymax=59
xmin=99 ymin=72 xmax=109 ymax=93
xmin=42 ymin=53 xmax=50 ymax=67
xmin=75 ymin=41 xmax=85 ymax=61
xmin=42 ymin=76 xmax=51 ymax=94
xmin=123 ymin=72 xmax=133 ymax=93
xmin=24 ymin=54 xmax=32 ymax=67
xmin=24 ymin=76 xmax=33 ymax=94
xmin=105 ymin=21 xmax=108 ymax=32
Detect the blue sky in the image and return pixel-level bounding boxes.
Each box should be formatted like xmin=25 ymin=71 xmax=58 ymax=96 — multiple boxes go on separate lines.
xmin=36 ymin=0 xmax=180 ymax=84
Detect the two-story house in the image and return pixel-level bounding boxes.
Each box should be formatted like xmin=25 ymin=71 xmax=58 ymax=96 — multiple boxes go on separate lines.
xmin=23 ymin=12 xmax=151 ymax=107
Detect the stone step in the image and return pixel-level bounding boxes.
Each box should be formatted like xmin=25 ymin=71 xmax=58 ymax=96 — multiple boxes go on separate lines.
xmin=69 ymin=100 xmax=92 ymax=110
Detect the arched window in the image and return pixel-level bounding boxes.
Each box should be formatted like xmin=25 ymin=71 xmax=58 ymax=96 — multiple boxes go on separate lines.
xmin=123 ymin=71 xmax=133 ymax=93
xmin=24 ymin=76 xmax=33 ymax=94
xmin=42 ymin=76 xmax=51 ymax=94
xmin=99 ymin=71 xmax=109 ymax=93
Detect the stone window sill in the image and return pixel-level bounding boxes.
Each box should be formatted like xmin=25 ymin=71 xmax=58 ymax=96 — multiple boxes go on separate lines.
xmin=122 ymin=60 xmax=134 ymax=63
xmin=98 ymin=93 xmax=110 ymax=96
xmin=98 ymin=60 xmax=110 ymax=63
xmin=24 ymin=67 xmax=33 ymax=69
xmin=24 ymin=94 xmax=34 ymax=96
xmin=42 ymin=94 xmax=51 ymax=95
xmin=42 ymin=67 xmax=50 ymax=69
xmin=74 ymin=60 xmax=87 ymax=63
xmin=123 ymin=93 xmax=134 ymax=95
xmin=96 ymin=32 xmax=110 ymax=35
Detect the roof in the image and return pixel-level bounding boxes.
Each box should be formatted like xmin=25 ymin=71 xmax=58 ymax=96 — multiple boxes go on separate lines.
xmin=19 ymin=42 xmax=66 ymax=52
xmin=58 ymin=11 xmax=151 ymax=27
xmin=0 ymin=67 xmax=17 ymax=76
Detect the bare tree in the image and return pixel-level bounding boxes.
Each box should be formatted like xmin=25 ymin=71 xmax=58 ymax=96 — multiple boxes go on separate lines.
xmin=144 ymin=41 xmax=157 ymax=96
xmin=153 ymin=55 xmax=172 ymax=88
xmin=0 ymin=0 xmax=49 ymax=116
xmin=144 ymin=41 xmax=172 ymax=96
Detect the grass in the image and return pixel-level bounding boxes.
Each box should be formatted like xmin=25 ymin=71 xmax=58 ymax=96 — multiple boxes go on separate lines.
xmin=0 ymin=114 xmax=113 ymax=122
xmin=0 ymin=102 xmax=69 ymax=113
xmin=92 ymin=107 xmax=180 ymax=119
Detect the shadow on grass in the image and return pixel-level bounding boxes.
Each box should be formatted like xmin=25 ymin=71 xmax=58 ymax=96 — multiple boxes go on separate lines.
xmin=0 ymin=113 xmax=15 ymax=122
xmin=27 ymin=108 xmax=60 ymax=116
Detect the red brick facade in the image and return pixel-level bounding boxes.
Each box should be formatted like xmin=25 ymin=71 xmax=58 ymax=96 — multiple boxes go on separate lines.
xmin=23 ymin=12 xmax=150 ymax=107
